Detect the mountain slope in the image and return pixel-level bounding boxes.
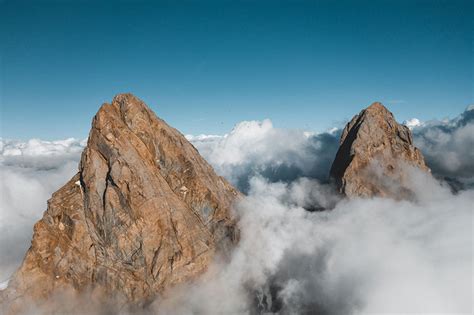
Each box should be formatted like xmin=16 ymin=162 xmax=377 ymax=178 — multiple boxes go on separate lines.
xmin=1 ymin=94 xmax=240 ymax=314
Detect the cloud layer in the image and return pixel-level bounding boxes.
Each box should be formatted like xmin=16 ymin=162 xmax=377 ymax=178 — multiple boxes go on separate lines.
xmin=1 ymin=107 xmax=473 ymax=314
xmin=187 ymin=119 xmax=340 ymax=193
xmin=411 ymin=105 xmax=474 ymax=187
xmin=0 ymin=138 xmax=84 ymax=283
xmin=154 ymin=170 xmax=473 ymax=314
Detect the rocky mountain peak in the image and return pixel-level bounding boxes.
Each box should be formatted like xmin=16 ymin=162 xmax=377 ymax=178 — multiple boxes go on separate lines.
xmin=1 ymin=94 xmax=241 ymax=314
xmin=330 ymin=102 xmax=429 ymax=198
xmin=365 ymin=101 xmax=387 ymax=112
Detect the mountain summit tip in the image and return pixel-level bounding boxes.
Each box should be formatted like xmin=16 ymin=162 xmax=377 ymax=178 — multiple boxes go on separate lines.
xmin=329 ymin=102 xmax=429 ymax=198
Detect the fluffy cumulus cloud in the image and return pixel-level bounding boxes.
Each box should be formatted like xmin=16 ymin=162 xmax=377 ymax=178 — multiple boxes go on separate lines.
xmin=1 ymin=108 xmax=473 ymax=314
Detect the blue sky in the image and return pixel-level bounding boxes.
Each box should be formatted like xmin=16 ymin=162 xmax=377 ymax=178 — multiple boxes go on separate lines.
xmin=1 ymin=0 xmax=472 ymax=140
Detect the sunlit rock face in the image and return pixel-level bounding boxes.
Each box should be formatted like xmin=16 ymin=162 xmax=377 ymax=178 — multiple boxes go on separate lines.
xmin=1 ymin=94 xmax=240 ymax=314
xmin=329 ymin=102 xmax=430 ymax=198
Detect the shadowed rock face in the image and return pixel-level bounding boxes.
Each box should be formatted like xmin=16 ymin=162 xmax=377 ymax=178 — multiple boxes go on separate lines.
xmin=329 ymin=102 xmax=429 ymax=198
xmin=1 ymin=94 xmax=241 ymax=314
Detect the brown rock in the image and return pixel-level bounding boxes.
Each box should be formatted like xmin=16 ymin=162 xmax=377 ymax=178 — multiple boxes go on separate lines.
xmin=1 ymin=94 xmax=241 ymax=314
xmin=329 ymin=102 xmax=429 ymax=198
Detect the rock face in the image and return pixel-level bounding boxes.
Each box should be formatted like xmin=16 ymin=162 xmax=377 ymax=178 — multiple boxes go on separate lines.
xmin=1 ymin=94 xmax=240 ymax=313
xmin=329 ymin=102 xmax=429 ymax=198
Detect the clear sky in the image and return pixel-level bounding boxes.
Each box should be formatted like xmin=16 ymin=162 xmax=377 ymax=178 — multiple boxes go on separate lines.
xmin=1 ymin=0 xmax=472 ymax=140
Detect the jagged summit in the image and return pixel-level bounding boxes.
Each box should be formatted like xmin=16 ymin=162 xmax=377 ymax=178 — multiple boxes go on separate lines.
xmin=330 ymin=102 xmax=429 ymax=198
xmin=1 ymin=93 xmax=241 ymax=314
xmin=365 ymin=101 xmax=387 ymax=112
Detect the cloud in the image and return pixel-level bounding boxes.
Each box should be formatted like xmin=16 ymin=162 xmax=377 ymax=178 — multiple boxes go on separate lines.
xmin=410 ymin=106 xmax=474 ymax=186
xmin=1 ymin=138 xmax=85 ymax=157
xmin=189 ymin=119 xmax=341 ymax=193
xmin=153 ymin=169 xmax=473 ymax=314
xmin=402 ymin=117 xmax=423 ymax=129
xmin=158 ymin=114 xmax=474 ymax=314
xmin=0 ymin=138 xmax=84 ymax=284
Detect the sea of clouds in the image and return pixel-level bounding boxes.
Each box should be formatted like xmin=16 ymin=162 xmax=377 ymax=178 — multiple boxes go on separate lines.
xmin=409 ymin=105 xmax=474 ymax=188
xmin=0 ymin=138 xmax=85 ymax=284
xmin=0 ymin=106 xmax=473 ymax=314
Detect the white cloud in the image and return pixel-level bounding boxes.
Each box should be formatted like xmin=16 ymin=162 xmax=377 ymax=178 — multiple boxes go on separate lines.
xmin=403 ymin=117 xmax=423 ymax=129
xmin=153 ymin=169 xmax=473 ymax=314
xmin=0 ymin=138 xmax=84 ymax=284
xmin=185 ymin=134 xmax=223 ymax=142
xmin=189 ymin=119 xmax=340 ymax=192
xmin=1 ymin=138 xmax=85 ymax=157
xmin=412 ymin=106 xmax=474 ymax=186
